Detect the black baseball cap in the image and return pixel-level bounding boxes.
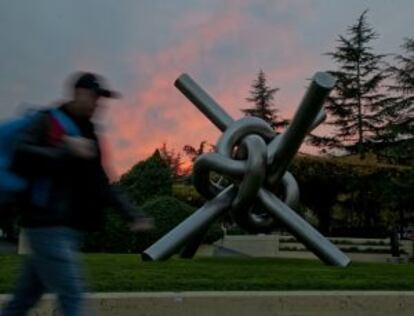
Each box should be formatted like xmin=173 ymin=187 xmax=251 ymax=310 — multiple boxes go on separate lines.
xmin=73 ymin=72 xmax=120 ymax=98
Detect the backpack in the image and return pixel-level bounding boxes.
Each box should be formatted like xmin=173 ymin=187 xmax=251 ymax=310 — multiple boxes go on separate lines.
xmin=0 ymin=108 xmax=81 ymax=206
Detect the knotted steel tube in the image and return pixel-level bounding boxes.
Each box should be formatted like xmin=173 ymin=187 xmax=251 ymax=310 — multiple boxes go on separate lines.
xmin=142 ymin=72 xmax=350 ymax=267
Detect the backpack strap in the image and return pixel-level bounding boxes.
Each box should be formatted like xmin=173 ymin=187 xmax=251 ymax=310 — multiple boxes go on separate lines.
xmin=49 ymin=109 xmax=81 ymax=137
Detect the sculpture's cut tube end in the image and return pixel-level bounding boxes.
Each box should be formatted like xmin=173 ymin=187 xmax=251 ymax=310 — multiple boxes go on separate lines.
xmin=313 ymin=72 xmax=336 ymax=90
xmin=174 ymin=73 xmax=190 ymax=89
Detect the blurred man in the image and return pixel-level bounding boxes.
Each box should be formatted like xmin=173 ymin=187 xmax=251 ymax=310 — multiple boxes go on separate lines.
xmin=1 ymin=72 xmax=152 ymax=316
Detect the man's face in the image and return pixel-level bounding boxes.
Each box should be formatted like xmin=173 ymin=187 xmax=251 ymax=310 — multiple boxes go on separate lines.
xmin=73 ymin=88 xmax=100 ymax=118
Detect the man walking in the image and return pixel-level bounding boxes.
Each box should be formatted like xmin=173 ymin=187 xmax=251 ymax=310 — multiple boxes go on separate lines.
xmin=1 ymin=72 xmax=152 ymax=316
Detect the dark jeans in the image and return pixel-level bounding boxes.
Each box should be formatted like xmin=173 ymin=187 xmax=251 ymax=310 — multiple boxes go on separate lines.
xmin=1 ymin=227 xmax=84 ymax=316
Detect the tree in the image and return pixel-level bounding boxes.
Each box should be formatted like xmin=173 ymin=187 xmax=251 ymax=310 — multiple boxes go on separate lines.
xmin=119 ymin=149 xmax=172 ymax=205
xmin=380 ymin=38 xmax=414 ymax=143
xmin=241 ymin=69 xmax=288 ymax=132
xmin=309 ymin=10 xmax=389 ymax=159
xmin=158 ymin=142 xmax=185 ymax=179
xmin=183 ymin=141 xmax=215 ymax=163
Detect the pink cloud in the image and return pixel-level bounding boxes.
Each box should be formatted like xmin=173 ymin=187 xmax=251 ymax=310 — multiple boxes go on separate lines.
xmin=104 ymin=1 xmax=322 ymax=177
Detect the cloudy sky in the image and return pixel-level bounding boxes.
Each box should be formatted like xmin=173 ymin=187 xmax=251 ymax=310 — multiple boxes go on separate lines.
xmin=0 ymin=1 xmax=413 ymax=176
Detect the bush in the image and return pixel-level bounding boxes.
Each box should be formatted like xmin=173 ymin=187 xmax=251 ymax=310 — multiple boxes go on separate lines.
xmin=173 ymin=184 xmax=206 ymax=207
xmin=290 ymin=154 xmax=414 ymax=236
xmin=136 ymin=196 xmax=195 ymax=251
xmin=82 ymin=207 xmax=136 ymax=253
xmin=83 ymin=196 xmax=222 ymax=253
xmin=169 ymin=154 xmax=413 ymax=239
xmin=119 ymin=150 xmax=172 ymax=205
xmin=139 ymin=196 xmax=222 ymax=249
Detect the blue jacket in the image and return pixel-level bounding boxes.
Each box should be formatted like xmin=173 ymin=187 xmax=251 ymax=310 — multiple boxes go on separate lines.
xmin=13 ymin=104 xmax=143 ymax=231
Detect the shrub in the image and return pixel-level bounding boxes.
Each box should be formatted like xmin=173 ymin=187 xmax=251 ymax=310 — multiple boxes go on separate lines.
xmin=290 ymin=154 xmax=413 ymax=236
xmin=119 ymin=150 xmax=172 ymax=205
xmin=173 ymin=184 xmax=206 ymax=207
xmin=139 ymin=196 xmax=222 ymax=248
xmin=83 ymin=196 xmax=222 ymax=253
xmin=82 ymin=207 xmax=135 ymax=253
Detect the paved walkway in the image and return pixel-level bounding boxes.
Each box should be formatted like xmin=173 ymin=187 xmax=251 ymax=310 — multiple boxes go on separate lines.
xmin=1 ymin=291 xmax=414 ymax=316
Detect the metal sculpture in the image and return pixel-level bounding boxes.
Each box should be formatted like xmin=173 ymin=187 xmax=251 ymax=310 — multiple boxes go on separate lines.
xmin=142 ymin=72 xmax=351 ymax=267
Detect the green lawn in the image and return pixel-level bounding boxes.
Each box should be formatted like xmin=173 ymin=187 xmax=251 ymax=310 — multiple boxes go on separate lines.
xmin=1 ymin=254 xmax=414 ymax=293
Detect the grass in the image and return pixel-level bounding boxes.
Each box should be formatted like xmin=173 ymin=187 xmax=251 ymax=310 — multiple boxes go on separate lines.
xmin=1 ymin=254 xmax=414 ymax=293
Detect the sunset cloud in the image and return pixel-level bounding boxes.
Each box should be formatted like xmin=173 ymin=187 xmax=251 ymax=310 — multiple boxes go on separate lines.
xmin=105 ymin=1 xmax=319 ymax=176
xmin=0 ymin=1 xmax=412 ymax=177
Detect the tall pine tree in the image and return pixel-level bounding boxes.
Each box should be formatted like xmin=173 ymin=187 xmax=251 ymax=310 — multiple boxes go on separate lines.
xmin=369 ymin=38 xmax=414 ymax=164
xmin=309 ymin=10 xmax=388 ymax=159
xmin=241 ymin=69 xmax=288 ymax=132
xmin=381 ymin=38 xmax=414 ymax=142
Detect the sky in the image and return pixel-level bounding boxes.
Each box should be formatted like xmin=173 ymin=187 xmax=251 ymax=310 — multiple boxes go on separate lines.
xmin=0 ymin=0 xmax=413 ymax=177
